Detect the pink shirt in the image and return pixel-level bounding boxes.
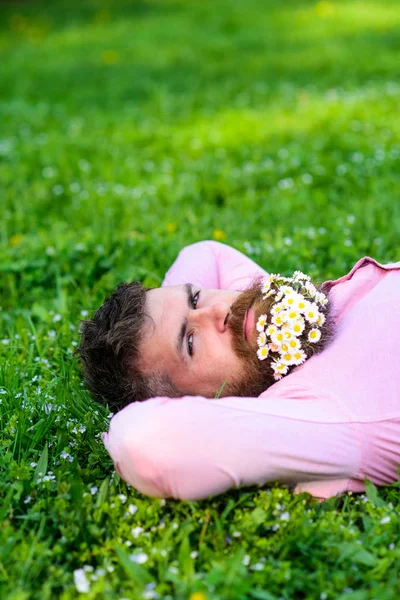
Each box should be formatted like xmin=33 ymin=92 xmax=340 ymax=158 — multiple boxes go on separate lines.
xmin=103 ymin=241 xmax=400 ymax=501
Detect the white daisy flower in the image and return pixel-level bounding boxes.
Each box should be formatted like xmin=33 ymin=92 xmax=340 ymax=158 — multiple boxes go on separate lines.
xmin=263 ymin=289 xmax=276 ymax=299
xmin=270 ymin=301 xmax=285 ymax=316
xmin=271 ymin=330 xmax=285 ymax=346
xmin=256 ymin=314 xmax=268 ymax=332
xmin=285 ymin=309 xmax=300 ymax=324
xmin=281 ymin=326 xmax=295 ymax=340
xmin=293 ymin=270 xmax=311 ymax=281
xmin=257 ymin=346 xmax=269 ymax=361
xmin=316 ymin=312 xmax=326 ymax=326
xmin=304 ymin=302 xmax=320 ymax=324
xmin=287 ymin=338 xmax=301 ymax=351
xmin=292 ymin=317 xmax=305 ymax=336
xmin=271 ymin=362 xmax=289 ymax=376
xmin=275 ymin=289 xmax=284 ymax=302
xmin=280 ymin=342 xmax=290 ymax=353
xmin=282 ymin=293 xmax=299 ymax=308
xmin=269 ymin=342 xmax=280 ymax=353
xmin=317 ymin=293 xmax=328 ymax=306
xmin=292 ymin=349 xmax=307 ymax=365
xmin=293 ymin=296 xmax=308 ymax=313
xmin=266 ymin=324 xmax=277 ymax=337
xmin=308 ymin=328 xmax=321 ymax=343
xmin=282 ymin=285 xmax=296 ymax=296
xmin=304 ymin=282 xmax=317 ymax=297
xmin=262 ymin=280 xmax=271 ymax=294
xmin=257 ymin=332 xmax=267 ymax=347
xmin=281 ymin=352 xmax=297 ymax=366
xmin=272 ymin=312 xmax=286 ymax=327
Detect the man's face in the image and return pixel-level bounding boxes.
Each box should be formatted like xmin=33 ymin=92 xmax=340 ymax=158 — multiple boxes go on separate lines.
xmin=139 ymin=278 xmax=275 ymax=398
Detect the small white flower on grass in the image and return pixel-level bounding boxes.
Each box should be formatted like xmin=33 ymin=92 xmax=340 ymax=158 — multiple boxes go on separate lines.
xmin=90 ymin=487 xmax=98 ymax=495
xmin=190 ymin=551 xmax=198 ymax=559
xmin=74 ymin=568 xmax=90 ymax=593
xmin=53 ymin=314 xmax=61 ymax=323
xmin=24 ymin=496 xmax=32 ymax=504
xmin=380 ymin=516 xmax=390 ymax=524
xmin=128 ymin=504 xmax=138 ymax=515
xmin=280 ymin=511 xmax=290 ymax=521
xmin=232 ymin=531 xmax=241 ymax=537
xmin=60 ymin=451 xmax=73 ymax=462
xmin=250 ymin=562 xmax=264 ymax=571
xmin=0 ymin=389 xmax=6 ymax=394
xmin=129 ymin=552 xmax=148 ymax=564
xmin=80 ymin=310 xmax=88 ymax=317
xmin=1 ymin=339 xmax=10 ymax=345
xmin=132 ymin=526 xmax=144 ymax=538
xmin=242 ymin=554 xmax=251 ymax=566
xmin=118 ymin=494 xmax=127 ymax=504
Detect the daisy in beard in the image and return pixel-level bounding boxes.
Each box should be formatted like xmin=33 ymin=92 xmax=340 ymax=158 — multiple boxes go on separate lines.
xmin=293 ymin=296 xmax=308 ymax=313
xmin=304 ymin=302 xmax=320 ymax=324
xmin=281 ymin=285 xmax=296 ymax=296
xmin=272 ymin=362 xmax=289 ymax=380
xmin=285 ymin=309 xmax=301 ymax=325
xmin=304 ymin=281 xmax=317 ymax=297
xmin=257 ymin=332 xmax=267 ymax=347
xmin=256 ymin=314 xmax=268 ymax=332
xmin=282 ymin=293 xmax=300 ymax=308
xmin=281 ymin=325 xmax=295 ymax=340
xmin=287 ymin=338 xmax=301 ymax=351
xmin=257 ymin=346 xmax=269 ymax=360
xmin=292 ymin=318 xmax=305 ymax=336
xmin=293 ymin=270 xmax=311 ymax=282
xmin=271 ymin=330 xmax=285 ymax=346
xmin=266 ymin=324 xmax=277 ymax=337
xmin=308 ymin=328 xmax=322 ymax=343
xmin=271 ymin=302 xmax=285 ymax=316
xmin=281 ymin=352 xmax=297 ymax=366
xmin=316 ymin=312 xmax=326 ymax=326
xmin=292 ymin=349 xmax=307 ymax=365
xmin=272 ymin=312 xmax=286 ymax=327
xmin=316 ymin=292 xmax=328 ymax=307
xmin=269 ymin=342 xmax=280 ymax=353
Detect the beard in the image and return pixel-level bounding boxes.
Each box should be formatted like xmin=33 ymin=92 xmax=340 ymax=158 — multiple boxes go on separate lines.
xmin=220 ymin=275 xmax=335 ymax=398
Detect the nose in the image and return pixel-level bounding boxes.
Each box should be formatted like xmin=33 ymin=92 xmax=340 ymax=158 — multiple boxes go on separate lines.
xmin=190 ymin=302 xmax=230 ymax=333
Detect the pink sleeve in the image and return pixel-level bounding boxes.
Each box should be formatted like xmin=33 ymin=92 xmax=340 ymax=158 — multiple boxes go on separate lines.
xmin=102 ymin=389 xmax=361 ymax=501
xmin=162 ymin=240 xmax=267 ymax=291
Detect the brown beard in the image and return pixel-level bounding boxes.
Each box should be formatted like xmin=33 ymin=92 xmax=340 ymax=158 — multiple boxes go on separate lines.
xmin=219 ymin=275 xmax=335 ymax=398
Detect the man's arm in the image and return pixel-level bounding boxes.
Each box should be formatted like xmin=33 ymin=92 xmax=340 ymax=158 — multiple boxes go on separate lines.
xmin=102 ymin=389 xmax=362 ymax=501
xmin=162 ymin=240 xmax=268 ymax=291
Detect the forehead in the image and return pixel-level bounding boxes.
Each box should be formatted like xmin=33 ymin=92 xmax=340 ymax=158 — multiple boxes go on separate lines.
xmin=139 ymin=285 xmax=184 ymax=373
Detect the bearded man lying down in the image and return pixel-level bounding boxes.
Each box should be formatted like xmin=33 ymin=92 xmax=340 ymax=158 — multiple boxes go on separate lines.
xmin=78 ymin=240 xmax=400 ymax=501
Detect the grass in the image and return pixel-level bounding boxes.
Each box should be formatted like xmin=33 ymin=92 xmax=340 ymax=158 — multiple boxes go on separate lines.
xmin=1 ymin=0 xmax=400 ymax=598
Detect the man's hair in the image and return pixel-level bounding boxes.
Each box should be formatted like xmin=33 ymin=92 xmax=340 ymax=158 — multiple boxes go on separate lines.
xmin=77 ymin=282 xmax=181 ymax=413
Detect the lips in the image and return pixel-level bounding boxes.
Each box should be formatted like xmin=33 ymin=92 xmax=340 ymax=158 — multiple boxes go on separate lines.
xmin=244 ymin=305 xmax=255 ymax=341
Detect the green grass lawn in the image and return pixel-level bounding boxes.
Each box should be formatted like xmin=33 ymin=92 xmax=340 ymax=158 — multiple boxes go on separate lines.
xmin=1 ymin=0 xmax=400 ymax=597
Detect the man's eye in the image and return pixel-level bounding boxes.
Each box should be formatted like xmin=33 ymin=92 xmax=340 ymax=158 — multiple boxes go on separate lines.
xmin=191 ymin=290 xmax=200 ymax=309
xmin=187 ymin=333 xmax=194 ymax=357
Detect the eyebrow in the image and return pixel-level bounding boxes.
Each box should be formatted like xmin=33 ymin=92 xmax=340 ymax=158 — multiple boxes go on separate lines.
xmin=176 ymin=283 xmax=193 ymax=361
